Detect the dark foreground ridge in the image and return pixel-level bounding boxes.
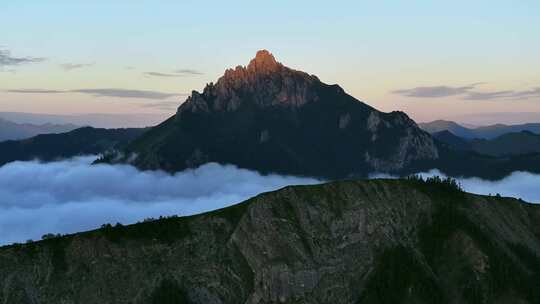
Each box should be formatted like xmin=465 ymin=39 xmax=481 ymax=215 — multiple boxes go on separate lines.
xmin=1 ymin=179 xmax=539 ymax=303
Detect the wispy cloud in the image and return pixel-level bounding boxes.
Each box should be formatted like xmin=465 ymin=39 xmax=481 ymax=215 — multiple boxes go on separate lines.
xmin=174 ymin=69 xmax=203 ymax=75
xmin=5 ymin=88 xmax=182 ymax=100
xmin=393 ymin=83 xmax=540 ymax=101
xmin=464 ymin=87 xmax=540 ymax=100
xmin=0 ymin=49 xmax=46 ymax=67
xmin=6 ymin=89 xmax=64 ymax=94
xmin=392 ymin=84 xmax=480 ymax=98
xmin=137 ymin=100 xmax=185 ymax=111
xmin=144 ymin=69 xmax=203 ymax=78
xmin=144 ymin=72 xmax=184 ymax=78
xmin=72 ymin=88 xmax=178 ymax=99
xmin=59 ymin=62 xmax=94 ymax=71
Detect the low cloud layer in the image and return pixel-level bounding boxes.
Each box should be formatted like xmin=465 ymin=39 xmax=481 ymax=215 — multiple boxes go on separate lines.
xmin=0 ymin=157 xmax=320 ymax=245
xmin=371 ymin=169 xmax=540 ymax=203
xmin=0 ymin=49 xmax=46 ymax=67
xmin=392 ymin=83 xmax=540 ymax=101
xmin=3 ymin=157 xmax=539 ymax=246
xmin=6 ymin=88 xmax=181 ymax=100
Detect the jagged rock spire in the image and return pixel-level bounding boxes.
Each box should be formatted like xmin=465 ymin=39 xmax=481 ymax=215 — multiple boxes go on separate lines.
xmin=246 ymin=50 xmax=281 ymax=74
xmin=178 ymin=50 xmax=321 ymax=114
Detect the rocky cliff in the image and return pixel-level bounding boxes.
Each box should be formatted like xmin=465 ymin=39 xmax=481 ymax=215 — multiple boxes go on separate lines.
xmin=1 ymin=179 xmax=539 ymax=303
xmin=111 ymin=50 xmax=439 ymax=178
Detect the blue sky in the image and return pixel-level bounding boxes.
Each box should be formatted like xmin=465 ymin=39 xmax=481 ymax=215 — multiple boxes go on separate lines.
xmin=1 ymin=1 xmax=539 ymax=124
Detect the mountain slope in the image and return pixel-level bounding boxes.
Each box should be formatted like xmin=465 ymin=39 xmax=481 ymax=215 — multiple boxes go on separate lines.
xmin=110 ymin=50 xmax=439 ymax=178
xmin=0 ymin=127 xmax=146 ymax=166
xmin=0 ymin=112 xmax=166 ymax=128
xmin=418 ymin=120 xmax=476 ymax=138
xmin=432 ymin=130 xmax=472 ymax=151
xmin=0 ymin=117 xmax=79 ymax=142
xmin=475 ymin=123 xmax=540 ymax=139
xmin=433 ymin=130 xmax=540 ymax=157
xmin=471 ymin=131 xmax=540 ymax=156
xmin=1 ymin=179 xmax=539 ymax=303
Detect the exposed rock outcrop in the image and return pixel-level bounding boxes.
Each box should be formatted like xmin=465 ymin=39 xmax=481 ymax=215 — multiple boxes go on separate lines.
xmin=178 ymin=50 xmax=321 ymax=115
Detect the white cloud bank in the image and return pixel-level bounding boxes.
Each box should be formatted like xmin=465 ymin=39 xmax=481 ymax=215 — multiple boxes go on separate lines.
xmin=371 ymin=169 xmax=540 ymax=203
xmin=2 ymin=158 xmax=540 ymax=246
xmin=0 ymin=157 xmax=320 ymax=245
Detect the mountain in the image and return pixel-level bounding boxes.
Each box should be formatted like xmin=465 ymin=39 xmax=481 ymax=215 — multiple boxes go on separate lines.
xmin=474 ymin=123 xmax=540 ymax=139
xmin=432 ymin=130 xmax=471 ymax=151
xmin=0 ymin=127 xmax=147 ymax=167
xmin=420 ymin=120 xmax=540 ymax=139
xmin=0 ymin=112 xmax=167 ymax=129
xmin=434 ymin=130 xmax=540 ymax=157
xmin=418 ymin=120 xmax=477 ymax=139
xmin=106 ymin=50 xmax=439 ymax=178
xmin=1 ymin=179 xmax=539 ymax=303
xmin=0 ymin=117 xmax=79 ymax=142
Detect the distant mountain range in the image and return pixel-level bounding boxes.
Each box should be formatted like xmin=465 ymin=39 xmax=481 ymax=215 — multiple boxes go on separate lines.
xmin=0 ymin=127 xmax=146 ymax=167
xmin=0 ymin=118 xmax=79 ymax=142
xmin=0 ymin=112 xmax=167 ymax=129
xmin=433 ymin=130 xmax=540 ymax=157
xmin=419 ymin=119 xmax=540 ymax=139
xmin=1 ymin=179 xmax=539 ymax=303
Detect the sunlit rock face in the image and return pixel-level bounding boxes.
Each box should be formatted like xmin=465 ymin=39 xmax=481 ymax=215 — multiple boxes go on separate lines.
xmin=178 ymin=50 xmax=322 ymax=114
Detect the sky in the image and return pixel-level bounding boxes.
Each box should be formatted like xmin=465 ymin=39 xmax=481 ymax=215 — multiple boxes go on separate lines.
xmin=1 ymin=1 xmax=539 ymax=125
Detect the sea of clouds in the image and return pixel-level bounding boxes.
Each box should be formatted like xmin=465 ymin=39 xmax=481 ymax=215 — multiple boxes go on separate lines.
xmin=1 ymin=157 xmax=539 ymax=246
xmin=0 ymin=156 xmax=320 ymax=245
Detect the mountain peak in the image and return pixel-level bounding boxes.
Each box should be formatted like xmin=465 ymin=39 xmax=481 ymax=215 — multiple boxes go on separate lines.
xmin=178 ymin=50 xmax=323 ymax=113
xmin=247 ymin=50 xmax=280 ymax=73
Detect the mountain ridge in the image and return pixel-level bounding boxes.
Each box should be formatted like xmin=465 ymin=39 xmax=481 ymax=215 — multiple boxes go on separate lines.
xmin=0 ymin=117 xmax=79 ymax=142
xmin=433 ymin=130 xmax=540 ymax=156
xmin=420 ymin=119 xmax=540 ymax=139
xmin=0 ymin=127 xmax=146 ymax=167
xmin=1 ymin=179 xmax=539 ymax=303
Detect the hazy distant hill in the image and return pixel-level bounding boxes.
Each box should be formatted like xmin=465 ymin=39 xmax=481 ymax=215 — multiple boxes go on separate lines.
xmin=420 ymin=119 xmax=540 ymax=139
xmin=434 ymin=130 xmax=540 ymax=157
xmin=1 ymin=179 xmax=539 ymax=303
xmin=0 ymin=127 xmax=147 ymax=166
xmin=419 ymin=120 xmax=477 ymax=138
xmin=0 ymin=118 xmax=79 ymax=142
xmin=0 ymin=112 xmax=167 ymax=129
xmin=431 ymin=130 xmax=472 ymax=151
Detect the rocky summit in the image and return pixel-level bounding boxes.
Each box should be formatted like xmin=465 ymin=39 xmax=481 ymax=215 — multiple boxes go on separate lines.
xmin=180 ymin=50 xmax=322 ymax=112
xmin=1 ymin=179 xmax=539 ymax=303
xmin=110 ymin=50 xmax=439 ymax=178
